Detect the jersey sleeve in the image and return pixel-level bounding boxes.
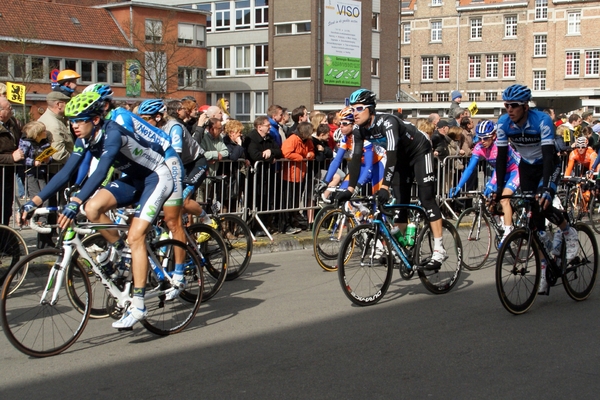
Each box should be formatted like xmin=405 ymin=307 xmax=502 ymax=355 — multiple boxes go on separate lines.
xmin=169 ymin=124 xmax=184 ymax=154
xmin=36 ymin=140 xmax=86 ymax=202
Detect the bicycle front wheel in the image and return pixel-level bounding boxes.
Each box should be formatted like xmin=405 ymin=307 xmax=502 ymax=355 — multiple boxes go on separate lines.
xmin=455 ymin=207 xmax=491 ymax=271
xmin=563 ymin=223 xmax=598 ymax=301
xmin=314 ymin=208 xmax=355 ymax=272
xmin=0 ymin=225 xmax=29 ymax=295
xmin=586 ymin=194 xmax=600 ymax=235
xmin=415 ymin=219 xmax=462 ymax=294
xmin=216 ymin=214 xmax=252 ymax=281
xmin=312 ymin=204 xmax=335 ymax=239
xmin=186 ymin=224 xmax=227 ymax=301
xmin=143 ymin=239 xmax=203 ymax=335
xmin=337 ymin=224 xmax=394 ymax=306
xmin=495 ymin=228 xmax=540 ymax=315
xmin=0 ymin=249 xmax=91 ymax=357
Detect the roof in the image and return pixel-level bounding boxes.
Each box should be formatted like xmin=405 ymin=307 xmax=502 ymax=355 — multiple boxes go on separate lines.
xmin=0 ymin=0 xmax=131 ymax=50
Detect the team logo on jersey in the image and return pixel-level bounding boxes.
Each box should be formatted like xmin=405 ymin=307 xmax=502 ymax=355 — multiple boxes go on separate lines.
xmin=133 ymin=148 xmax=143 ymax=156
xmin=73 ymin=145 xmax=84 ymax=153
xmin=146 ymin=205 xmax=157 ymax=218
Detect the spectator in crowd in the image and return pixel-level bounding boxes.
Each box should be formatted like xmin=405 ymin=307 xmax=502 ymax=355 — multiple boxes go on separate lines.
xmin=563 ymin=113 xmax=582 ymax=146
xmin=555 ymin=125 xmax=573 ymax=156
xmin=223 ymin=119 xmax=249 ymax=213
xmin=289 ymin=105 xmax=308 ymax=135
xmin=460 ymin=116 xmax=475 ymax=149
xmin=181 ymin=97 xmax=198 ymax=134
xmin=555 ymin=113 xmax=567 ymax=127
xmin=38 ymin=91 xmax=72 ymax=170
xmin=449 ymin=90 xmax=462 ymax=118
xmin=281 ymin=121 xmax=314 ymax=234
xmin=201 ymin=118 xmax=228 ymax=175
xmin=592 ymin=123 xmax=600 ymax=152
xmin=543 ymin=108 xmax=556 ymax=123
xmin=267 ymin=104 xmax=285 ymax=147
xmin=326 ymin=111 xmax=340 ymax=149
xmin=417 ymin=120 xmax=436 ymax=139
xmin=0 ymin=96 xmax=24 ymax=224
xmin=244 ymin=116 xmax=283 ymax=236
xmin=280 ymin=107 xmax=290 ymax=136
xmin=309 ymin=123 xmax=333 ymax=223
xmin=428 ymin=113 xmax=440 ymax=127
xmin=581 ymin=111 xmax=593 ymax=129
xmin=581 ymin=126 xmax=597 ymax=151
xmin=217 ymin=97 xmax=231 ymax=124
xmin=432 ymin=120 xmax=450 ymax=160
xmin=450 ymin=108 xmax=470 ymax=127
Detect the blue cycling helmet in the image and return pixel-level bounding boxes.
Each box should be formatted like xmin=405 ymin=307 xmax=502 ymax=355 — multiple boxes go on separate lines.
xmin=475 ymin=120 xmax=496 ymax=138
xmin=138 ymin=99 xmax=166 ymax=115
xmin=349 ymin=89 xmax=377 ymax=107
xmin=502 ymin=84 xmax=531 ymax=103
xmin=82 ymin=83 xmax=113 ymax=101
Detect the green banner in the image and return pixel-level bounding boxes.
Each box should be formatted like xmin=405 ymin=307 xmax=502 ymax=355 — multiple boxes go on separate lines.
xmin=323 ymin=55 xmax=361 ymax=86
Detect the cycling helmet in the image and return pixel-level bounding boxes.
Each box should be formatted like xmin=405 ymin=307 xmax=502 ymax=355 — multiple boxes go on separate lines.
xmin=65 ymin=92 xmax=105 ymax=119
xmin=502 ymin=84 xmax=532 ymax=103
xmin=575 ymin=136 xmax=589 ymax=148
xmin=138 ymin=99 xmax=166 ymax=116
xmin=56 ymin=69 xmax=81 ymax=83
xmin=338 ymin=106 xmax=355 ymax=122
xmin=475 ymin=120 xmax=496 ymax=138
xmin=349 ymin=89 xmax=377 ymax=107
xmin=82 ymin=83 xmax=113 ymax=101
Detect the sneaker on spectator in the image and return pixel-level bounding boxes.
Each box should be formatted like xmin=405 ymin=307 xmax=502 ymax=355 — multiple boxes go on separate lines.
xmin=112 ymin=306 xmax=147 ymax=329
xmin=563 ymin=227 xmax=578 ymax=263
xmin=285 ymin=226 xmax=301 ymax=235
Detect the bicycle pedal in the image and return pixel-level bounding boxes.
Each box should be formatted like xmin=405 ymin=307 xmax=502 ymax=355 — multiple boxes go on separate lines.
xmin=118 ymin=327 xmax=133 ymax=332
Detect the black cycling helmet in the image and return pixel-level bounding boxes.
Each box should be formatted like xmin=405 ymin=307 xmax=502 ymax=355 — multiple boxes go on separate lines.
xmin=502 ymin=84 xmax=532 ymax=103
xmin=349 ymin=89 xmax=377 ymax=108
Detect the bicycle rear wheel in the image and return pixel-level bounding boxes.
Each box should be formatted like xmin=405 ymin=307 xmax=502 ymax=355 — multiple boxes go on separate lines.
xmin=216 ymin=214 xmax=252 ymax=280
xmin=337 ymin=224 xmax=394 ymax=306
xmin=314 ymin=208 xmax=355 ymax=272
xmin=0 ymin=249 xmax=91 ymax=357
xmin=415 ymin=219 xmax=462 ymax=294
xmin=563 ymin=223 xmax=598 ymax=301
xmin=0 ymin=225 xmax=29 ymax=295
xmin=586 ymin=194 xmax=600 ymax=235
xmin=186 ymin=224 xmax=227 ymax=300
xmin=455 ymin=207 xmax=490 ymax=271
xmin=495 ymin=228 xmax=540 ymax=315
xmin=142 ymin=239 xmax=203 ymax=335
xmin=312 ymin=204 xmax=335 ymax=239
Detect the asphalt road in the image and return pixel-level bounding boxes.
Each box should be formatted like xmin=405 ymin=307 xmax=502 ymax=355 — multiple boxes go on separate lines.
xmin=1 ymin=248 xmax=600 ymax=399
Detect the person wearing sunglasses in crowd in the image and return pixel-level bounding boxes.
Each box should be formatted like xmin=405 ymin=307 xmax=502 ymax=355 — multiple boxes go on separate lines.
xmin=336 ymin=89 xmax=447 ymax=271
xmin=493 ymin=84 xmax=578 ymax=294
xmin=449 ymin=120 xmax=521 ymax=247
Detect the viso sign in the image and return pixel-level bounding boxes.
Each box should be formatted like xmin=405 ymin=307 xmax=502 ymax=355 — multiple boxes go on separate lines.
xmin=323 ymin=0 xmax=361 ymax=87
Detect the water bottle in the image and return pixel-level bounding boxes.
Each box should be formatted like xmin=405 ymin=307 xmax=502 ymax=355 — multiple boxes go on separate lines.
xmin=157 ymin=230 xmax=170 ymax=256
xmin=390 ymin=226 xmax=407 ymax=246
xmin=537 ymin=230 xmax=552 ymax=254
xmin=115 ymin=246 xmax=132 ymax=279
xmin=114 ymin=209 xmax=128 ymax=225
xmin=551 ymin=230 xmax=563 ymax=257
xmin=97 ymin=248 xmax=116 ymax=278
xmin=406 ymin=222 xmax=417 ymax=246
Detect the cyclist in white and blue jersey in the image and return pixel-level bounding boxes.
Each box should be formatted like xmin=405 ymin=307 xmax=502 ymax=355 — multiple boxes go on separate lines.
xmin=494 ymin=84 xmax=578 ymax=293
xmin=20 ymin=92 xmax=174 ymax=329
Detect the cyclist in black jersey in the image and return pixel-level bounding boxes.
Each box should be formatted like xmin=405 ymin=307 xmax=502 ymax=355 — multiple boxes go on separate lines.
xmin=337 ymin=89 xmax=446 ymax=270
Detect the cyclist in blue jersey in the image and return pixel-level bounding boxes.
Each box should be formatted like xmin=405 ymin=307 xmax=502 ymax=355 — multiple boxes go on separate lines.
xmin=494 ymin=84 xmax=578 ymax=293
xmin=20 ymin=92 xmax=175 ymax=328
xmin=337 ymin=89 xmax=446 ymax=271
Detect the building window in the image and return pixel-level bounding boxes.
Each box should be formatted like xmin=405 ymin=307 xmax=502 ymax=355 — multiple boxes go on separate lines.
xmin=31 ymin=57 xmax=44 ymax=80
xmin=566 ymin=51 xmax=580 ymax=77
xmin=95 ymin=61 xmax=107 ymax=83
xmin=112 ymin=62 xmax=123 ymax=84
xmin=275 ymin=21 xmax=311 ymax=35
xmin=469 ymin=55 xmax=481 ymax=79
xmin=533 ymin=70 xmax=546 ymax=90
xmin=470 ymin=18 xmax=482 ymax=40
xmin=585 ymin=50 xmax=599 ymax=76
xmin=568 ymin=12 xmax=581 ymax=35
xmin=535 ymin=0 xmax=548 ymax=21
xmin=0 ymin=55 xmax=8 ymax=78
xmin=402 ymin=58 xmax=410 ymax=81
xmin=255 ymin=0 xmax=268 ymax=28
xmin=534 ymin=35 xmax=547 ymax=57
xmin=437 ymin=93 xmax=449 ymax=102
xmin=235 ymin=92 xmax=251 ymax=122
xmin=275 ymin=68 xmax=310 ymax=80
xmin=422 ymin=57 xmax=433 ymax=80
xmin=145 ymin=19 xmax=162 ymax=42
xmin=402 ymin=24 xmax=411 ymax=44
xmin=215 ymin=47 xmax=231 ymax=76
xmin=235 ymin=46 xmax=251 ymax=75
xmin=235 ymin=0 xmax=251 ymax=30
xmin=486 ymin=54 xmax=498 ymax=78
xmin=81 ymin=61 xmax=93 ymax=83
xmin=503 ymin=54 xmax=516 ymax=78
xmin=485 ymin=92 xmax=497 ymax=101
xmin=431 ymin=0 xmax=442 ymax=6
xmin=65 ymin=59 xmax=77 ymax=71
xmin=178 ymin=24 xmax=205 ymax=47
xmin=255 ymin=91 xmax=268 ymax=114
xmin=431 ymin=21 xmax=442 ymax=42
xmin=372 ymin=13 xmax=379 ymax=31
xmin=421 ymin=93 xmax=433 ymax=102
xmin=255 ymin=44 xmax=268 ymax=75
xmin=371 ymin=59 xmax=379 ymax=77
xmin=505 ymin=16 xmax=517 ymax=38
xmin=178 ymin=67 xmax=205 ymax=89
xmin=438 ymin=56 xmax=450 ymax=80
xmin=215 ymin=2 xmax=231 ymax=31
xmin=468 ymin=92 xmax=480 ymax=102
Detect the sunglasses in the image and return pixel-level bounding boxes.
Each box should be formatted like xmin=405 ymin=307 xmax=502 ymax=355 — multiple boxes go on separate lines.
xmin=352 ymin=106 xmax=370 ymax=113
xmin=480 ymin=136 xmax=494 ymax=141
xmin=504 ymin=102 xmax=524 ymax=109
xmin=576 ymin=145 xmax=587 ymax=149
xmin=70 ymin=118 xmax=91 ymax=124
xmin=141 ymin=115 xmax=155 ymax=121
xmin=340 ymin=121 xmax=353 ymax=126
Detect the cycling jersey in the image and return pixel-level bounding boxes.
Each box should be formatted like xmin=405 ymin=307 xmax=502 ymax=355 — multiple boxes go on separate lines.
xmin=163 ymin=119 xmax=204 ymax=166
xmin=565 ymin=147 xmax=597 ymax=176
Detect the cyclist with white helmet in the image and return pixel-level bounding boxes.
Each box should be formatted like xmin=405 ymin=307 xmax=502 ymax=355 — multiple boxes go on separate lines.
xmin=338 ymin=89 xmax=446 ymax=271
xmin=20 ymin=92 xmax=175 ymax=329
xmin=494 ymin=84 xmax=578 ymax=294
xmin=564 ymin=136 xmax=597 ymax=177
xmin=449 ymin=120 xmax=520 ymax=246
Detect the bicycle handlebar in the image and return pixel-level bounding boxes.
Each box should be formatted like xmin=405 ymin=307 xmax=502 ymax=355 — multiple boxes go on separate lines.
xmin=29 ymin=207 xmax=95 ymax=235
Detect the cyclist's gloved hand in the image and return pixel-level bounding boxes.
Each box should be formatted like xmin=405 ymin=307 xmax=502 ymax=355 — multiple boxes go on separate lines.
xmin=62 ymin=201 xmax=81 ymax=220
xmin=448 ymin=187 xmax=458 ymax=199
xmin=376 ymin=188 xmax=390 ymax=204
xmin=336 ymin=190 xmax=353 ymax=202
xmin=536 ymin=186 xmax=554 ymax=209
xmin=19 ymin=201 xmax=37 ymax=224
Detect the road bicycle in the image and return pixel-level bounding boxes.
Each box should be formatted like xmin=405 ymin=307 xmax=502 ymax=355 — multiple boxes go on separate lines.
xmin=0 ymin=207 xmax=203 ymax=357
xmin=495 ymin=192 xmax=598 ymax=315
xmin=455 ymin=191 xmax=527 ymax=270
xmin=337 ymin=196 xmax=462 ymax=306
xmin=0 ymin=224 xmax=29 ymax=295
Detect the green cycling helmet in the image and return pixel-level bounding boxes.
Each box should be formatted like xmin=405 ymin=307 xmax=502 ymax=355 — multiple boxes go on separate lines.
xmin=65 ymin=92 xmax=105 ymax=119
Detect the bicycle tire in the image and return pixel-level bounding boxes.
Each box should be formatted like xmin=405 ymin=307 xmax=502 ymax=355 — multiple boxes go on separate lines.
xmin=312 ymin=204 xmax=335 ymax=239
xmin=142 ymin=239 xmax=203 ymax=335
xmin=495 ymin=228 xmax=541 ymax=315
xmin=185 ymin=224 xmax=227 ymax=301
xmin=563 ymin=222 xmax=598 ymax=301
xmin=216 ymin=214 xmax=253 ymax=280
xmin=313 ymin=208 xmax=356 ymax=272
xmin=337 ymin=224 xmax=394 ymax=306
xmin=0 ymin=248 xmax=91 ymax=357
xmin=455 ymin=207 xmax=491 ymax=271
xmin=0 ymin=224 xmax=29 ymax=295
xmin=587 ymin=194 xmax=600 ymax=235
xmin=415 ymin=219 xmax=462 ymax=294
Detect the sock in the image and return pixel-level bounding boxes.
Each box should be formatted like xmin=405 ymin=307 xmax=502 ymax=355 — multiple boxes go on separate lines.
xmin=132 ymin=287 xmax=145 ymax=310
xmin=503 ymin=225 xmax=513 ymax=235
xmin=434 ymin=237 xmax=443 ymax=251
xmin=173 ymin=263 xmax=185 ymax=282
xmin=112 ymin=238 xmax=125 ymax=251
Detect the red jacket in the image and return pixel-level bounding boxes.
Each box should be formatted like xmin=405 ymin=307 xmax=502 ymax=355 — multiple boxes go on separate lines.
xmin=281 ymin=135 xmax=314 ymax=182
